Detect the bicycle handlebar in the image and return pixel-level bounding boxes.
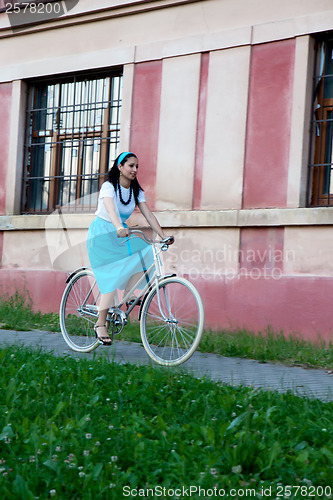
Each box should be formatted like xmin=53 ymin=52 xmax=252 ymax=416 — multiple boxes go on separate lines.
xmin=127 ymin=229 xmax=174 ymax=249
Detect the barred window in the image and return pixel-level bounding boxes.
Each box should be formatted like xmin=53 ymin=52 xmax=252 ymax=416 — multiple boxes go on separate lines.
xmin=21 ymin=70 xmax=122 ymax=213
xmin=309 ymin=37 xmax=333 ymax=206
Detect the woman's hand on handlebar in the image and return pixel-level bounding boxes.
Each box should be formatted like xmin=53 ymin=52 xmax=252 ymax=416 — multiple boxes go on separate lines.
xmin=117 ymin=227 xmax=129 ymax=238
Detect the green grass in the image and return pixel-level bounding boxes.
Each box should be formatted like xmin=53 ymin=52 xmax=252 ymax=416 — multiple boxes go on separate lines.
xmin=199 ymin=328 xmax=333 ymax=370
xmin=0 ymin=346 xmax=332 ymax=499
xmin=1 ymin=292 xmax=333 ymax=369
xmin=0 ymin=292 xmax=60 ymax=333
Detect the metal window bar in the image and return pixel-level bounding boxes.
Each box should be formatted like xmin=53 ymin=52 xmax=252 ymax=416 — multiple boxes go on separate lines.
xmin=308 ymin=38 xmax=333 ymax=206
xmin=21 ymin=72 xmax=122 ymax=214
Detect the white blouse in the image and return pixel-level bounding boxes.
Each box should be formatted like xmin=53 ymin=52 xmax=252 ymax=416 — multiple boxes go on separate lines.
xmin=95 ymin=181 xmax=145 ymax=223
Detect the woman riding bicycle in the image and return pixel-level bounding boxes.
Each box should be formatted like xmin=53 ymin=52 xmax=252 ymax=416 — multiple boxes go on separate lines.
xmin=87 ymin=152 xmax=174 ymax=345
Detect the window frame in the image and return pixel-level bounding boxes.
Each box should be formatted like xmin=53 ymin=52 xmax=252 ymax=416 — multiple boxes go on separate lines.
xmin=308 ymin=36 xmax=333 ymax=206
xmin=21 ymin=68 xmax=123 ymax=214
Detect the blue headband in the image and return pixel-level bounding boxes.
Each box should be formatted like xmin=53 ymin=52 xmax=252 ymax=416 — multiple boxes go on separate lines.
xmin=117 ymin=152 xmax=134 ymax=166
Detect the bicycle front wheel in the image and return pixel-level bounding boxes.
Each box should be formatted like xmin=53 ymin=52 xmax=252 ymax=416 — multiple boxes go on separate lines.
xmin=59 ymin=269 xmax=100 ymax=352
xmin=140 ymin=277 xmax=204 ymax=366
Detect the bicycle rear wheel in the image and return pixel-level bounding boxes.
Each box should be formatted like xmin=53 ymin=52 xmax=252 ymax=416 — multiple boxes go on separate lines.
xmin=59 ymin=269 xmax=100 ymax=352
xmin=140 ymin=276 xmax=204 ymax=366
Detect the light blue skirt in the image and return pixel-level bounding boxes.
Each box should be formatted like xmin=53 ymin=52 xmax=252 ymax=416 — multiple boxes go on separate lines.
xmin=87 ymin=217 xmax=154 ymax=294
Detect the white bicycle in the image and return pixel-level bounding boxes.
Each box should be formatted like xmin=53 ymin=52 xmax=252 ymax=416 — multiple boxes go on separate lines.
xmin=59 ymin=230 xmax=204 ymax=366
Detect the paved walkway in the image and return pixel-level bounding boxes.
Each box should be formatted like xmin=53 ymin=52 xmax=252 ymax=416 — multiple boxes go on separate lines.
xmin=0 ymin=329 xmax=332 ymax=402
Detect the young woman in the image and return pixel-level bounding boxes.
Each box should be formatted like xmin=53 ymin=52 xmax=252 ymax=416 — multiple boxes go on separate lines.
xmin=87 ymin=152 xmax=174 ymax=345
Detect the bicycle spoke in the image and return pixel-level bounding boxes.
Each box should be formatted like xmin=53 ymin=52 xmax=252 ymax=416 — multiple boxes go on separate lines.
xmin=60 ymin=270 xmax=100 ymax=352
xmin=140 ymin=277 xmax=204 ymax=366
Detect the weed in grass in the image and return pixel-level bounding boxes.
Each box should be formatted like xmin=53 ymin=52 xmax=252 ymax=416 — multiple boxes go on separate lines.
xmin=0 ymin=346 xmax=332 ymax=499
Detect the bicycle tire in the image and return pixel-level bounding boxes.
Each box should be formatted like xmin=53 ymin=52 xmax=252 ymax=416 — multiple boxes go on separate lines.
xmin=140 ymin=276 xmax=204 ymax=366
xmin=59 ymin=269 xmax=100 ymax=352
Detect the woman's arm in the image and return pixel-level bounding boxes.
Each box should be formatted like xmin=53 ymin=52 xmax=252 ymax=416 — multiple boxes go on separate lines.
xmin=138 ymin=202 xmax=173 ymax=241
xmin=103 ymin=197 xmax=128 ymax=237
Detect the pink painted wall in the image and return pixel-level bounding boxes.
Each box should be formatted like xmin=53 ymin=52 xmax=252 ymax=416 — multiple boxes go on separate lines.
xmin=0 ymin=259 xmax=332 ymax=343
xmin=243 ymin=39 xmax=295 ymax=208
xmin=0 ymin=232 xmax=3 ymax=267
xmin=193 ymin=52 xmax=209 ymax=210
xmin=130 ymin=60 xmax=163 ymax=209
xmin=0 ymin=269 xmax=67 ymax=314
xmin=239 ymin=227 xmax=284 ymax=275
xmin=0 ymin=82 xmax=12 ymax=215
xmin=195 ymin=274 xmax=333 ymax=343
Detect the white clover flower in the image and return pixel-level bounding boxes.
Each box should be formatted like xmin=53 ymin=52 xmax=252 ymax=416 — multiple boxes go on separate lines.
xmin=110 ymin=456 xmax=118 ymax=462
xmin=85 ymin=433 xmax=92 ymax=440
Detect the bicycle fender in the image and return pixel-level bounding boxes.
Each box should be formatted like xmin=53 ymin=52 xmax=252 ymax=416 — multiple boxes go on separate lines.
xmin=138 ymin=273 xmax=176 ymax=321
xmin=65 ymin=267 xmax=89 ymax=283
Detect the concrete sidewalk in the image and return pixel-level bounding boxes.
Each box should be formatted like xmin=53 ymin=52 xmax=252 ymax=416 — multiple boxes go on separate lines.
xmin=0 ymin=329 xmax=332 ymax=402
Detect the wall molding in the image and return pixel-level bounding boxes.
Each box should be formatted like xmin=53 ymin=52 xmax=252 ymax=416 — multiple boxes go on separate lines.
xmin=0 ymin=0 xmax=201 ymax=35
xmin=2 ymin=207 xmax=333 ymax=231
xmin=0 ymin=6 xmax=333 ymax=83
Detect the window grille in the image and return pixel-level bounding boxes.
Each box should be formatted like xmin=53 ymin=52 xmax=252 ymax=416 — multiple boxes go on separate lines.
xmin=308 ymin=37 xmax=333 ymax=206
xmin=21 ymin=70 xmax=122 ymax=213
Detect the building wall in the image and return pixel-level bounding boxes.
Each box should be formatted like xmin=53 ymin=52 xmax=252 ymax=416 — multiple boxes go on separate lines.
xmin=0 ymin=83 xmax=12 ymax=215
xmin=1 ymin=0 xmax=333 ymax=342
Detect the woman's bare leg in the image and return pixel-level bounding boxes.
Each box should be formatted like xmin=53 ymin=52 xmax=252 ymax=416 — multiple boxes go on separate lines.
xmin=99 ymin=291 xmax=116 ymax=313
xmin=95 ymin=291 xmax=117 ymax=341
xmin=123 ymin=272 xmax=144 ymax=300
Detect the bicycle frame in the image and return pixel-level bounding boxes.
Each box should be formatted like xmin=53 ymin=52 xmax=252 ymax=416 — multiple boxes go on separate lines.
xmin=60 ymin=230 xmax=204 ymax=364
xmin=119 ymin=234 xmax=169 ymax=318
xmin=66 ymin=231 xmax=174 ymax=326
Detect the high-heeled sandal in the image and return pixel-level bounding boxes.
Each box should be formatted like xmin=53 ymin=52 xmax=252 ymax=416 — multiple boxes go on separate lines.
xmin=94 ymin=324 xmax=112 ymax=345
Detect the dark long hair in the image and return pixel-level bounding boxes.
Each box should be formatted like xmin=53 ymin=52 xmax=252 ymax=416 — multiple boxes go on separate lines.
xmin=107 ymin=153 xmax=144 ymax=205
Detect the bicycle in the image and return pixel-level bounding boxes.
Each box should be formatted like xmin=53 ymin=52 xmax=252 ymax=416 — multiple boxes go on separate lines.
xmin=59 ymin=230 xmax=204 ymax=366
